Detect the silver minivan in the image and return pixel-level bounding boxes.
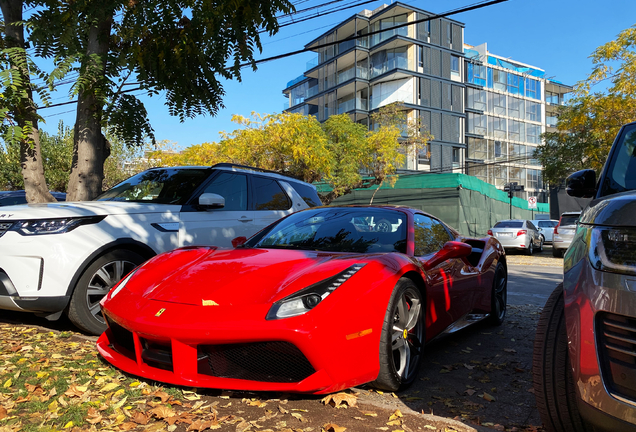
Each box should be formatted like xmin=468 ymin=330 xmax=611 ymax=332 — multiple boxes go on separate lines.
xmin=552 ymin=211 xmax=581 ymax=257
xmin=488 ymin=219 xmax=543 ymax=255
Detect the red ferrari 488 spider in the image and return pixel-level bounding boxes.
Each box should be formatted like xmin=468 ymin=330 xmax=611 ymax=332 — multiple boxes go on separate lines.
xmin=97 ymin=206 xmax=507 ymax=394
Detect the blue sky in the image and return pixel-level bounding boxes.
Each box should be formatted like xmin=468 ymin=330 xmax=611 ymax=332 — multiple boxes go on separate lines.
xmin=37 ymin=0 xmax=636 ymax=149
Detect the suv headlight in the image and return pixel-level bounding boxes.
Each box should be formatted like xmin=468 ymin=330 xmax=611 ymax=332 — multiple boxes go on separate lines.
xmin=266 ymin=264 xmax=366 ymax=320
xmin=589 ymin=226 xmax=636 ymax=275
xmin=11 ymin=216 xmax=105 ymax=236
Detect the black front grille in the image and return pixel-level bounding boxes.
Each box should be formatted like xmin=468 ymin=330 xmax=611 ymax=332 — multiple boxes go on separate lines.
xmin=105 ymin=316 xmax=136 ymax=361
xmin=0 ymin=222 xmax=13 ymax=238
xmin=140 ymin=338 xmax=173 ymax=372
xmin=197 ymin=341 xmax=315 ymax=383
xmin=597 ymin=312 xmax=636 ymax=401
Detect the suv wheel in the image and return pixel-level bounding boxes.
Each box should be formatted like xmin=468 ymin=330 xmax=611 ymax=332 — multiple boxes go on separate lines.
xmin=539 ymin=236 xmax=544 ymax=252
xmin=533 ymin=284 xmax=592 ymax=432
xmin=67 ymin=250 xmax=145 ymax=335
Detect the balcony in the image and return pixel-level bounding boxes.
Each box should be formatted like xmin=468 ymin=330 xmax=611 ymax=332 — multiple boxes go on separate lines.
xmin=306 ymin=56 xmax=319 ymax=70
xmin=370 ymin=56 xmax=408 ymax=78
xmin=338 ymin=98 xmax=368 ymax=114
xmin=337 ymin=66 xmax=369 ymax=84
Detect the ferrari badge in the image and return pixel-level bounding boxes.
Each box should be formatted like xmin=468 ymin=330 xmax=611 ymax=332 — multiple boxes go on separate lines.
xmin=155 ymin=308 xmax=166 ymax=317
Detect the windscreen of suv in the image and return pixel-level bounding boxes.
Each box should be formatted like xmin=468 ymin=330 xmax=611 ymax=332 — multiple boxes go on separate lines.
xmin=560 ymin=215 xmax=579 ymax=226
xmin=494 ymin=221 xmax=523 ymax=228
xmin=95 ymin=168 xmax=211 ymax=204
xmin=600 ymin=123 xmax=636 ymax=197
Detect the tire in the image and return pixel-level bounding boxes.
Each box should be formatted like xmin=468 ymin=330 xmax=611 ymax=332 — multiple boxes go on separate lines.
xmin=67 ymin=250 xmax=145 ymax=335
xmin=371 ymin=278 xmax=425 ymax=392
xmin=527 ymin=241 xmax=534 ymax=256
xmin=552 ymin=248 xmax=563 ymax=258
xmin=532 ymin=284 xmax=592 ymax=432
xmin=488 ymin=262 xmax=507 ymax=326
xmin=539 ymin=237 xmax=544 ymax=253
xmin=375 ymin=219 xmax=392 ymax=232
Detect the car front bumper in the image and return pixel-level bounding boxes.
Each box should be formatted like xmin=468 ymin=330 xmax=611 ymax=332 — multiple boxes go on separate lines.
xmin=97 ymin=285 xmax=387 ymax=394
xmin=563 ymin=253 xmax=636 ymax=430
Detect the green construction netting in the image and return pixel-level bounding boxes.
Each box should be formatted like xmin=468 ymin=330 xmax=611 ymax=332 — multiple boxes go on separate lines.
xmin=316 ymin=172 xmax=549 ymax=213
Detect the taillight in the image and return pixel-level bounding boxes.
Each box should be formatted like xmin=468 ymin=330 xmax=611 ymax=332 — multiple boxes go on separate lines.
xmin=554 ymin=219 xmax=561 ymax=234
xmin=516 ymin=230 xmax=527 ymax=237
xmin=487 ymin=229 xmax=493 ymax=236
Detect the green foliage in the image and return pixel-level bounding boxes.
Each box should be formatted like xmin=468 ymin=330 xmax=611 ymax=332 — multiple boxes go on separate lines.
xmin=537 ymin=25 xmax=636 ymax=185
xmin=150 ymin=105 xmax=432 ymax=204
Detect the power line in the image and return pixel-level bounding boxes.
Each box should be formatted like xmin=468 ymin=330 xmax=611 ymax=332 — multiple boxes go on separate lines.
xmin=247 ymin=0 xmax=508 ymax=68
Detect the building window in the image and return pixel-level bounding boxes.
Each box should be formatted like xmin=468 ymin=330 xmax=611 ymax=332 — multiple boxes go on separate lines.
xmin=467 ymin=63 xmax=486 ymax=86
xmin=451 ymin=55 xmax=459 ymax=75
xmin=493 ymin=69 xmax=507 ymax=92
xmin=508 ymin=96 xmax=523 ymax=119
xmin=507 ymin=73 xmax=520 ymax=94
xmin=526 ymin=124 xmax=541 ymax=144
xmin=508 ymin=120 xmax=524 ymax=142
xmin=467 ymin=137 xmax=487 ymax=160
xmin=468 ymin=112 xmax=487 ymax=135
xmin=490 ymin=93 xmax=506 ymax=116
xmin=526 ymin=101 xmax=541 ymax=122
xmin=489 ymin=116 xmax=507 ymax=139
xmin=526 ymin=78 xmax=540 ymax=99
xmin=452 ymin=147 xmax=460 ymax=167
xmin=418 ymin=46 xmax=424 ymax=68
xmin=527 ymin=169 xmax=543 ymax=189
xmin=467 ymin=87 xmax=486 ymax=111
xmin=493 ymin=140 xmax=507 ymax=159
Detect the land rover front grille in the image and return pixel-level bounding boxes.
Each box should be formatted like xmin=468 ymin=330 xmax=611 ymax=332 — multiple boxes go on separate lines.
xmin=597 ymin=312 xmax=636 ymax=401
xmin=197 ymin=341 xmax=315 ymax=383
xmin=0 ymin=222 xmax=13 ymax=238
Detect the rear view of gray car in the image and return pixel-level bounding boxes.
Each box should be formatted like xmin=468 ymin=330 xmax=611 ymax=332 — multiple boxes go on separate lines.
xmin=488 ymin=219 xmax=543 ymax=255
xmin=552 ymin=212 xmax=580 ymax=257
xmin=531 ymin=219 xmax=558 ymax=244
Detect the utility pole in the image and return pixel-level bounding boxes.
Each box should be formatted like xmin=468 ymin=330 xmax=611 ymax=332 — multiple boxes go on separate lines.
xmin=504 ymin=182 xmax=525 ymax=219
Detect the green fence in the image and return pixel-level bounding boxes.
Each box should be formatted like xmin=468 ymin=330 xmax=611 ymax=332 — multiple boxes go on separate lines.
xmin=317 ymin=173 xmax=549 ymax=237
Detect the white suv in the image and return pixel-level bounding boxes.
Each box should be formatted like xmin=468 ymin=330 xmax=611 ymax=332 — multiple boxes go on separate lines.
xmin=0 ymin=164 xmax=321 ymax=334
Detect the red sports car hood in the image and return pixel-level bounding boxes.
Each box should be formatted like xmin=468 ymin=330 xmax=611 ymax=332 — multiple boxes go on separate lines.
xmin=126 ymin=247 xmax=375 ymax=307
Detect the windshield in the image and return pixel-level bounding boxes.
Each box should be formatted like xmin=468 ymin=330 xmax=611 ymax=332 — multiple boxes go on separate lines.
xmin=248 ymin=208 xmax=407 ymax=253
xmin=494 ymin=221 xmax=523 ymax=228
xmin=601 ymin=123 xmax=636 ymax=197
xmin=95 ymin=168 xmax=211 ymax=204
xmin=560 ymin=215 xmax=579 ymax=226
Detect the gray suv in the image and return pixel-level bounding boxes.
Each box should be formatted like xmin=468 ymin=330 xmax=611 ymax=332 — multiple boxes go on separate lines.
xmin=534 ymin=121 xmax=636 ymax=432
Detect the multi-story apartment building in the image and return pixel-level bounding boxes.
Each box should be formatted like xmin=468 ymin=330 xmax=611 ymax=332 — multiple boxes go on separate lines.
xmin=282 ymin=2 xmax=571 ymax=201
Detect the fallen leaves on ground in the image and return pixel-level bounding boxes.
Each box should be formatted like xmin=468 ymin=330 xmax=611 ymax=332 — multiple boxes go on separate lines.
xmin=321 ymin=392 xmax=358 ymax=408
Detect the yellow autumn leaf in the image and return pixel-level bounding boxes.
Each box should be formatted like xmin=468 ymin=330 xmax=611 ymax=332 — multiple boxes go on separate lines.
xmin=129 ymin=381 xmax=140 ymax=387
xmin=3 ymin=379 xmax=11 ymax=388
xmin=63 ymin=421 xmax=73 ymax=429
xmin=48 ymin=400 xmax=58 ymax=412
xmin=113 ymin=396 xmax=128 ymax=410
xmin=388 ymin=409 xmax=403 ymax=421
xmin=101 ymin=382 xmax=119 ymax=392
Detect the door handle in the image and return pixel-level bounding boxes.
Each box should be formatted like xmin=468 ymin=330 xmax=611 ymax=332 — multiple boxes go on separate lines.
xmin=239 ymin=216 xmax=253 ymax=222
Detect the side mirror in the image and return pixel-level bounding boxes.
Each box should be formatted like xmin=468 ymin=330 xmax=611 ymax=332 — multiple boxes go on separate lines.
xmin=424 ymin=241 xmax=472 ymax=270
xmin=199 ymin=193 xmax=225 ymax=209
xmin=566 ymin=169 xmax=596 ymax=198
xmin=231 ymin=236 xmax=247 ymax=248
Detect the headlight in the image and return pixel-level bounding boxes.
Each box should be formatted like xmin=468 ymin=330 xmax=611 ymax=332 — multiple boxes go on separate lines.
xmin=11 ymin=216 xmax=105 ymax=235
xmin=589 ymin=227 xmax=636 ymax=275
xmin=109 ymin=269 xmax=137 ymax=299
xmin=266 ymin=264 xmax=366 ymax=320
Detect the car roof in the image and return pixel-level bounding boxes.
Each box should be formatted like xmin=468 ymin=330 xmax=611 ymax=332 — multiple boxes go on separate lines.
xmin=561 ymin=211 xmax=581 ymax=216
xmin=143 ymin=164 xmax=317 ymax=190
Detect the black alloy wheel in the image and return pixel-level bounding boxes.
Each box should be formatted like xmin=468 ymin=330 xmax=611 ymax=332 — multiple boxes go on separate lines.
xmin=488 ymin=262 xmax=507 ymax=325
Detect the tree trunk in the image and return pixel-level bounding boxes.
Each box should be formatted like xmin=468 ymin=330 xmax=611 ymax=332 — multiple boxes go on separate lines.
xmin=0 ymin=0 xmax=55 ymax=203
xmin=66 ymin=13 xmax=113 ymax=201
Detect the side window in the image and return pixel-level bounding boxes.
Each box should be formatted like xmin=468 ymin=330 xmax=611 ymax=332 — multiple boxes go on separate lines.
xmin=413 ymin=214 xmax=452 ymax=256
xmin=527 ymin=221 xmax=537 ymax=231
xmin=252 ymin=177 xmax=291 ymax=210
xmin=290 ymin=182 xmax=322 ymax=207
xmin=202 ymin=172 xmax=248 ymax=211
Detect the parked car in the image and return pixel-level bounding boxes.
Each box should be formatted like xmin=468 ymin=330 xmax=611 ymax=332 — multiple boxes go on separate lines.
xmin=0 ymin=190 xmax=66 ymax=206
xmin=551 ymin=211 xmax=581 ymax=257
xmin=488 ymin=219 xmax=543 ymax=255
xmin=98 ymin=205 xmax=508 ymax=393
xmin=533 ymin=121 xmax=636 ymax=432
xmin=530 ymin=219 xmax=558 ymax=244
xmin=0 ymin=163 xmax=320 ymax=335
